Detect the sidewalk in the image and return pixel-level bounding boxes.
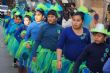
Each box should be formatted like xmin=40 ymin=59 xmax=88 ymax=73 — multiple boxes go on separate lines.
xmin=0 ymin=25 xmax=18 ymax=73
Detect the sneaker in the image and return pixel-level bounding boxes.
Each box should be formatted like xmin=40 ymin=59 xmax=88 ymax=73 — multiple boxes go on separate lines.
xmin=12 ymin=63 xmax=18 ymax=68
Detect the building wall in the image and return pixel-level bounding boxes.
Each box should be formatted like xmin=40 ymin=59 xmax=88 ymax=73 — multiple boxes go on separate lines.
xmin=78 ymin=0 xmax=104 ymax=22
xmin=6 ymin=0 xmax=15 ymax=8
xmin=75 ymin=0 xmax=105 ymax=22
xmin=91 ymin=0 xmax=104 ymax=22
xmin=0 ymin=0 xmax=2 ymax=4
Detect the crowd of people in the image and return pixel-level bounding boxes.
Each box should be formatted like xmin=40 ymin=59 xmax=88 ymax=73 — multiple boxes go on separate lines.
xmin=1 ymin=1 xmax=110 ymax=73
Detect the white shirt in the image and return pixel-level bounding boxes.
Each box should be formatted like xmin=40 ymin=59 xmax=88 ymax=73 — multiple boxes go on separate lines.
xmin=62 ymin=0 xmax=69 ymax=3
xmin=62 ymin=18 xmax=72 ymax=28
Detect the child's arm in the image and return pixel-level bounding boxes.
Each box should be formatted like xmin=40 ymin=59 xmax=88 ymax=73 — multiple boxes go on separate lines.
xmin=8 ymin=25 xmax=16 ymax=34
xmin=73 ymin=47 xmax=89 ymax=73
xmin=56 ymin=29 xmax=66 ymax=70
xmin=32 ymin=26 xmax=45 ymax=61
xmin=14 ymin=26 xmax=23 ymax=42
xmin=24 ymin=25 xmax=32 ymax=41
xmin=103 ymin=58 xmax=110 ymax=73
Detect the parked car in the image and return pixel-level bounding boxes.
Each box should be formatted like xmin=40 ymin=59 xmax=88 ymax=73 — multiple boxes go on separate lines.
xmin=0 ymin=5 xmax=8 ymax=18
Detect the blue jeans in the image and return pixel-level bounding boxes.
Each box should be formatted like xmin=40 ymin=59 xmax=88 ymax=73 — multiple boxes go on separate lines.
xmin=103 ymin=58 xmax=110 ymax=73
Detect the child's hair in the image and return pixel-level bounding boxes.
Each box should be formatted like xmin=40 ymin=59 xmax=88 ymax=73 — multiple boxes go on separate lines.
xmin=13 ymin=11 xmax=16 ymax=15
xmin=36 ymin=9 xmax=44 ymax=16
xmin=71 ymin=3 xmax=76 ymax=7
xmin=13 ymin=12 xmax=17 ymax=18
xmin=16 ymin=15 xmax=22 ymax=20
xmin=25 ymin=7 xmax=30 ymax=12
xmin=71 ymin=12 xmax=85 ymax=21
xmin=24 ymin=15 xmax=31 ymax=21
xmin=47 ymin=10 xmax=58 ymax=18
xmin=92 ymin=32 xmax=107 ymax=37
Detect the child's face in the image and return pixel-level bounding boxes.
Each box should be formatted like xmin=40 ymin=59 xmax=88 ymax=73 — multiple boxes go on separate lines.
xmin=47 ymin=15 xmax=57 ymax=24
xmin=107 ymin=12 xmax=110 ymax=21
xmin=72 ymin=15 xmax=83 ymax=29
xmin=24 ymin=17 xmax=30 ymax=26
xmin=93 ymin=33 xmax=106 ymax=44
xmin=71 ymin=4 xmax=75 ymax=8
xmin=21 ymin=33 xmax=26 ymax=39
xmin=7 ymin=12 xmax=11 ymax=16
xmin=16 ymin=17 xmax=22 ymax=24
xmin=14 ymin=16 xmax=17 ymax=22
xmin=35 ymin=11 xmax=43 ymax=22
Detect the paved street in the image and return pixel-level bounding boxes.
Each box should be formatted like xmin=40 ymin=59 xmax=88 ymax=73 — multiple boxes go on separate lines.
xmin=0 ymin=25 xmax=18 ymax=73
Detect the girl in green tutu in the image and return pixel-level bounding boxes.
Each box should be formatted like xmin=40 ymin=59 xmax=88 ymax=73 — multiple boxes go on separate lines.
xmin=4 ymin=12 xmax=17 ymax=44
xmin=14 ymin=15 xmax=31 ymax=43
xmin=14 ymin=15 xmax=31 ymax=73
xmin=7 ymin=15 xmax=24 ymax=67
xmin=3 ymin=10 xmax=11 ymax=28
xmin=32 ymin=10 xmax=62 ymax=73
xmin=24 ymin=9 xmax=46 ymax=73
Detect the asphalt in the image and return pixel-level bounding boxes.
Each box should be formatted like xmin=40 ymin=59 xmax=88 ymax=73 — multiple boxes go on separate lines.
xmin=0 ymin=24 xmax=18 ymax=73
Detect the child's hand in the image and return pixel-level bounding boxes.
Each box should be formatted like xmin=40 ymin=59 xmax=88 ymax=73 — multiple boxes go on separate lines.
xmin=16 ymin=28 xmax=18 ymax=30
xmin=57 ymin=60 xmax=62 ymax=70
xmin=21 ymin=34 xmax=25 ymax=39
xmin=32 ymin=57 xmax=36 ymax=62
xmin=5 ymin=19 xmax=9 ymax=23
xmin=26 ymin=43 xmax=31 ymax=49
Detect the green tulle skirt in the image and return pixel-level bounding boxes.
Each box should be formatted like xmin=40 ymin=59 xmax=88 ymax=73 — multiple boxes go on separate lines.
xmin=15 ymin=40 xmax=25 ymax=59
xmin=7 ymin=35 xmax=15 ymax=53
xmin=0 ymin=18 xmax=2 ymax=24
xmin=7 ymin=35 xmax=19 ymax=57
xmin=16 ymin=40 xmax=33 ymax=68
xmin=51 ymin=57 xmax=87 ymax=73
xmin=30 ymin=45 xmax=56 ymax=73
xmin=16 ymin=40 xmax=31 ymax=60
xmin=10 ymin=38 xmax=19 ymax=57
xmin=4 ymin=34 xmax=11 ymax=44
